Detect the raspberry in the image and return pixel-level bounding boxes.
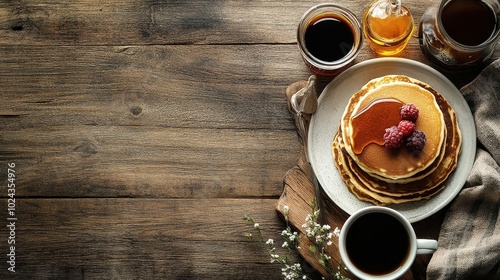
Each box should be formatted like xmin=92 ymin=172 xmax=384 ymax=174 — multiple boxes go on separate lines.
xmin=401 ymin=103 xmax=419 ymax=122
xmin=397 ymin=120 xmax=416 ymax=137
xmin=383 ymin=126 xmax=404 ymax=149
xmin=406 ymin=130 xmax=426 ymax=151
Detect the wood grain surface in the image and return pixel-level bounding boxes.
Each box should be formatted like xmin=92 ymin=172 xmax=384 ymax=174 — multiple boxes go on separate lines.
xmin=1 ymin=0 xmax=498 ymax=279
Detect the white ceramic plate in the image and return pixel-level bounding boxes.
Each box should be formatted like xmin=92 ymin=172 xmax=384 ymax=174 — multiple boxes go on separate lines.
xmin=308 ymin=58 xmax=476 ymax=223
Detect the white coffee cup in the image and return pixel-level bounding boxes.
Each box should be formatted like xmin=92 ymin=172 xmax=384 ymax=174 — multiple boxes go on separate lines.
xmin=339 ymin=206 xmax=438 ymax=280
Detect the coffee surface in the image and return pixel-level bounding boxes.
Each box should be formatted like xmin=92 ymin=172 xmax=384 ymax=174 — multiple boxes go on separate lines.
xmin=442 ymin=0 xmax=497 ymax=46
xmin=304 ymin=16 xmax=354 ymax=62
xmin=346 ymin=212 xmax=410 ymax=275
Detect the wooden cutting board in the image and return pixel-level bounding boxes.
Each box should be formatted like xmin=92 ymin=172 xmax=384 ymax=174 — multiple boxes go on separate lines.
xmin=276 ymin=80 xmax=444 ymax=280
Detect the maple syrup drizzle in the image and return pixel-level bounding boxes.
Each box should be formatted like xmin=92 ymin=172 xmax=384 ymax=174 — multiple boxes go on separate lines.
xmin=351 ymin=98 xmax=405 ymax=154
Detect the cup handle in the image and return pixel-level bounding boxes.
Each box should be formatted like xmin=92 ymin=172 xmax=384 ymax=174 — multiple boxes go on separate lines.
xmin=416 ymin=239 xmax=438 ymax=255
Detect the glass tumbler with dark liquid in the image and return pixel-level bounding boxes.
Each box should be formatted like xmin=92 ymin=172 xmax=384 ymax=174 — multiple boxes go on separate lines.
xmin=419 ymin=0 xmax=500 ymax=69
xmin=297 ymin=4 xmax=363 ymax=76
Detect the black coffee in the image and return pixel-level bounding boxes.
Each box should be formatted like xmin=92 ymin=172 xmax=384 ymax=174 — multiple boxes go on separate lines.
xmin=346 ymin=212 xmax=410 ymax=275
xmin=304 ymin=15 xmax=354 ymax=62
xmin=442 ymin=0 xmax=497 ymax=46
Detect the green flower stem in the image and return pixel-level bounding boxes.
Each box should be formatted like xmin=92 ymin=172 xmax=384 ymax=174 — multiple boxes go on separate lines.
xmin=243 ymin=201 xmax=350 ymax=280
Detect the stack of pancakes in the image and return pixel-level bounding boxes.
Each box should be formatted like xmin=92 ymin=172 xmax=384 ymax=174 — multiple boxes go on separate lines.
xmin=332 ymin=75 xmax=462 ymax=205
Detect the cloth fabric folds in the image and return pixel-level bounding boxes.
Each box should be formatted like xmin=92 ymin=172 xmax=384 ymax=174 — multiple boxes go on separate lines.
xmin=427 ymin=59 xmax=500 ymax=279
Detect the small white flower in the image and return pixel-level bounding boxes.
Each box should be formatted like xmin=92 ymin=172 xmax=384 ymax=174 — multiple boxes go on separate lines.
xmin=244 ymin=203 xmax=348 ymax=280
xmin=316 ymin=236 xmax=323 ymax=243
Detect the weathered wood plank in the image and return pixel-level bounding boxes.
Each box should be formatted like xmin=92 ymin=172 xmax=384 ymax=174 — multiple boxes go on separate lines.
xmin=0 ymin=198 xmax=292 ymax=279
xmin=0 ymin=44 xmax=308 ymax=198
xmin=0 ymin=126 xmax=298 ymax=198
xmin=0 ymin=45 xmax=307 ymax=130
xmin=0 ymin=0 xmax=363 ymax=45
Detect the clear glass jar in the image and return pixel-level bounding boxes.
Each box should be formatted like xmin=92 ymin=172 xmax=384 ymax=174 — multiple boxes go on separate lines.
xmin=419 ymin=0 xmax=500 ymax=69
xmin=363 ymin=0 xmax=414 ymax=56
xmin=297 ymin=4 xmax=363 ymax=76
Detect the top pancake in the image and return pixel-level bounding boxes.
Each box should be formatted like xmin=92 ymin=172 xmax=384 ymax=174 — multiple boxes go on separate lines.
xmin=341 ymin=75 xmax=446 ymax=181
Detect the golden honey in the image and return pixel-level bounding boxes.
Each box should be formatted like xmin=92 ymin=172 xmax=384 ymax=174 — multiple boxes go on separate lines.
xmin=363 ymin=0 xmax=414 ymax=55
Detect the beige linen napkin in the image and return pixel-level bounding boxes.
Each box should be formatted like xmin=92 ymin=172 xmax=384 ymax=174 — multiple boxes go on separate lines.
xmin=427 ymin=59 xmax=500 ymax=279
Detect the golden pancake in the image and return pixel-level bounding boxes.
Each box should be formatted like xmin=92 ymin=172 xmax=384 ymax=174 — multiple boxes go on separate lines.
xmin=333 ymin=134 xmax=449 ymax=205
xmin=341 ymin=75 xmax=446 ymax=182
xmin=333 ymin=107 xmax=460 ymax=204
xmin=332 ymin=75 xmax=462 ymax=205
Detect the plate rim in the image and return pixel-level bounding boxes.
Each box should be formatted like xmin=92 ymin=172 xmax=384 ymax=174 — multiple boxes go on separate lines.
xmin=308 ymin=57 xmax=476 ymax=222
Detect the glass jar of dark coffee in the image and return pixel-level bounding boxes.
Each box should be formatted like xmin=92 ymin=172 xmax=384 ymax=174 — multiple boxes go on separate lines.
xmin=297 ymin=4 xmax=363 ymax=76
xmin=419 ymin=0 xmax=500 ymax=69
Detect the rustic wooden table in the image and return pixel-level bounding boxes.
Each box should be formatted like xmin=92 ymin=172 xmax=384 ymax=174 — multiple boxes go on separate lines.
xmin=1 ymin=1 xmax=498 ymax=279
